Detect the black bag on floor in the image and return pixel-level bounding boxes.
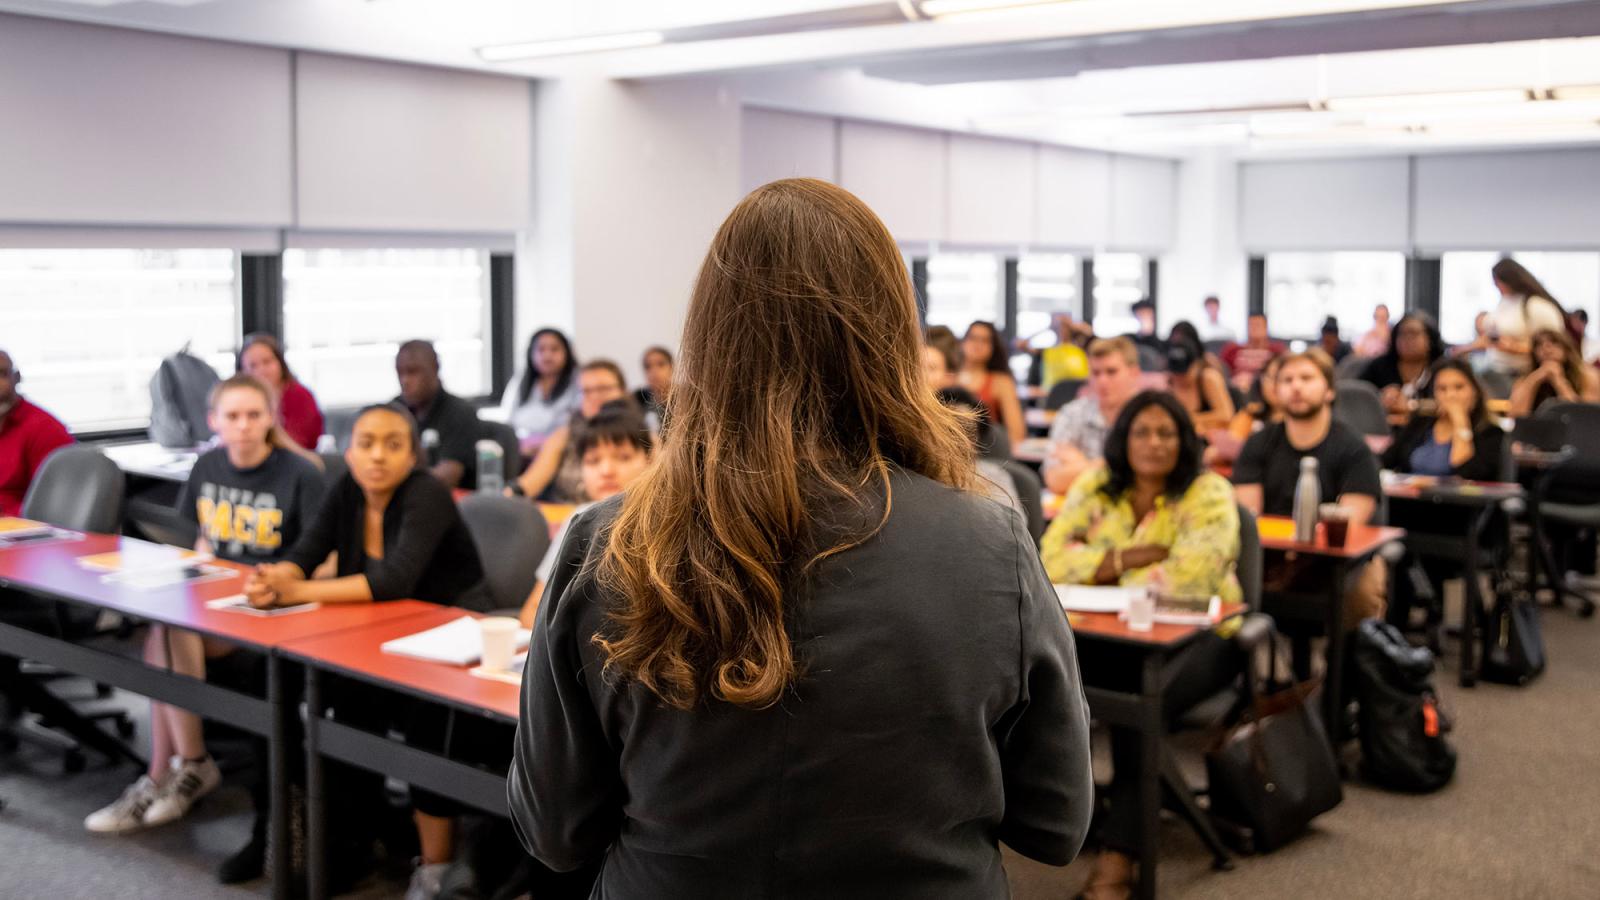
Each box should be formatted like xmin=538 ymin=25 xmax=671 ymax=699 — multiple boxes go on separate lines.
xmin=1206 ymin=675 xmax=1343 ymax=853
xmin=1481 ymin=585 xmax=1545 ymax=686
xmin=1351 ymin=620 xmax=1456 ymax=792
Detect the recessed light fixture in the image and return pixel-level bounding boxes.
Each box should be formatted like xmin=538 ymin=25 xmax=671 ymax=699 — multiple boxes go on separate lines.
xmin=917 ymin=0 xmax=1073 ymax=17
xmin=477 ymin=31 xmax=666 ymax=62
xmin=1550 ymin=84 xmax=1600 ymax=101
xmin=1323 ymin=88 xmax=1532 ymax=112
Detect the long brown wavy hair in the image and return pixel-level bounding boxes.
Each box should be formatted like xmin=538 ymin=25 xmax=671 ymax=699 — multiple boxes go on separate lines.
xmin=595 ymin=178 xmax=976 ymax=711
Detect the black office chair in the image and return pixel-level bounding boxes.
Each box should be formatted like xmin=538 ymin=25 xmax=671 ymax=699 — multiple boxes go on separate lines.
xmin=1333 ymin=380 xmax=1389 ymax=437
xmin=1044 ymin=379 xmax=1083 ymax=412
xmin=997 ymin=460 xmax=1044 ymax=544
xmin=1334 ymin=353 xmax=1370 ymax=383
xmin=323 ymin=407 xmax=361 ymax=452
xmin=978 ymin=422 xmax=1011 ymax=462
xmin=1525 ymin=401 xmax=1600 ymax=616
xmin=0 ymin=446 xmax=143 ymax=771
xmin=459 ymin=494 xmax=552 ymax=615
xmin=318 ymin=451 xmax=349 ymax=490
xmin=1136 ymin=344 xmax=1165 ymax=373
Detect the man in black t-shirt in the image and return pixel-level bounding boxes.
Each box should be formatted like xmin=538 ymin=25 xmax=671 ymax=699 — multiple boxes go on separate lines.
xmin=1233 ymin=350 xmax=1386 ymax=624
xmin=395 ymin=339 xmax=481 ymax=490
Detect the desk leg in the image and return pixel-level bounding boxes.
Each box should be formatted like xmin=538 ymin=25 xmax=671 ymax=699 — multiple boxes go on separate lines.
xmin=1136 ymin=652 xmax=1163 ymax=900
xmin=1323 ymin=574 xmax=1346 ymax=747
xmin=1459 ymin=510 xmax=1485 ymax=688
xmin=305 ymin=667 xmax=327 ymax=900
xmin=267 ymin=654 xmax=291 ymax=900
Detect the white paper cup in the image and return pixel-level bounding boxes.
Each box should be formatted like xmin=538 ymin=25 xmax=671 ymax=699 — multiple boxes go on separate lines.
xmin=479 ymin=617 xmax=519 ymax=671
xmin=1126 ymin=589 xmax=1155 ymax=633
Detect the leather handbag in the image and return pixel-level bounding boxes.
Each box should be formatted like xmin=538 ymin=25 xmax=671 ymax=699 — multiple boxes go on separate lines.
xmin=1206 ymin=673 xmax=1343 ymax=852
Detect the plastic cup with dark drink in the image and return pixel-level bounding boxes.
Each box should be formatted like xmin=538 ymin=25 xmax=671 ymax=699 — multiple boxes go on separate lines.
xmin=1319 ymin=503 xmax=1350 ymax=548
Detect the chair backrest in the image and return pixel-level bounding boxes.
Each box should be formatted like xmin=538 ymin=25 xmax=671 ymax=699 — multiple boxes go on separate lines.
xmin=1044 ymin=379 xmax=1083 ymax=411
xmin=1477 ymin=367 xmax=1514 ymax=401
xmin=22 ymin=445 xmax=125 ymax=533
xmin=1536 ymin=400 xmax=1600 ymax=458
xmin=458 ymin=494 xmax=552 ymax=612
xmin=324 ymin=407 xmax=361 ymax=452
xmin=317 ymin=451 xmax=349 ymax=491
xmin=1137 ymin=343 xmax=1165 ymax=373
xmin=477 ymin=420 xmax=522 ymax=481
xmin=978 ymin=422 xmax=1011 ymax=461
xmin=1236 ymin=503 xmax=1262 ymax=611
xmin=998 ymin=460 xmax=1045 ymax=543
xmin=1333 ymin=379 xmax=1389 ymax=436
xmin=1334 ymin=353 xmax=1369 ymax=383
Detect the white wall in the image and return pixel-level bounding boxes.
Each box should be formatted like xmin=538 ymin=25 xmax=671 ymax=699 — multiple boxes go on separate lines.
xmin=1161 ymin=150 xmax=1247 ymax=334
xmin=946 ymin=135 xmax=1035 ymax=247
xmin=838 ymin=120 xmax=948 ymax=246
xmin=740 ymin=108 xmax=837 ymax=194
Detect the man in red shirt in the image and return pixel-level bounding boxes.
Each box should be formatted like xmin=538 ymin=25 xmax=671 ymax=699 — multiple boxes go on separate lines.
xmin=1222 ymin=313 xmax=1289 ymax=392
xmin=0 ymin=350 xmax=74 ymax=516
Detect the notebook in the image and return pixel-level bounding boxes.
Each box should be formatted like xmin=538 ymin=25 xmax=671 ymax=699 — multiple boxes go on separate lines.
xmin=380 ymin=616 xmax=532 ymax=666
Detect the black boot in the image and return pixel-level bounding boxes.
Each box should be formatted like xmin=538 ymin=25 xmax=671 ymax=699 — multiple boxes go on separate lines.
xmin=218 ymin=809 xmax=267 ymax=884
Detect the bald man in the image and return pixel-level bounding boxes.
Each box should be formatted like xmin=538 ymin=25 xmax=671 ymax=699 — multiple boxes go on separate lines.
xmin=394 ymin=340 xmax=482 ymax=490
xmin=0 ymin=350 xmax=74 ymax=515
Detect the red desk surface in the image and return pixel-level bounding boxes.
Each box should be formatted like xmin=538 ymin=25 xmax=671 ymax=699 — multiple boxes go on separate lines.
xmin=0 ymin=533 xmax=441 ymax=649
xmin=280 ymin=605 xmax=521 ymax=722
xmin=1068 ymin=603 xmax=1245 ymax=648
xmin=1256 ymin=515 xmax=1405 ymax=559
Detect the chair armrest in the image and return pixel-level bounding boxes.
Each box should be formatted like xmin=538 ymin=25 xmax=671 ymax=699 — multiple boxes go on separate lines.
xmin=1231 ymin=612 xmax=1276 ymax=654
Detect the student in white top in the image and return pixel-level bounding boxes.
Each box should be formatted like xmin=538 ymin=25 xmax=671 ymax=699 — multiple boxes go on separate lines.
xmin=1196 ymin=295 xmax=1236 ymax=344
xmin=499 ymin=328 xmax=581 ymax=449
xmin=1486 ymin=258 xmax=1566 ymax=377
xmin=518 ymin=401 xmax=653 ymax=628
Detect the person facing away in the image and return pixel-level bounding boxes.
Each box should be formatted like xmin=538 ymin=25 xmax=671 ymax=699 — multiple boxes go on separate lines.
xmin=0 ymin=348 xmax=73 ymax=516
xmin=1485 ymin=257 xmax=1566 ymax=377
xmin=1221 ymin=313 xmax=1288 ymax=392
xmin=237 ymin=332 xmax=325 ymax=452
xmin=85 ymin=375 xmax=326 ymax=886
xmin=500 ymin=328 xmax=582 ymax=451
xmin=1042 ymin=336 xmax=1144 ymax=494
xmin=394 ymin=339 xmax=482 ymax=490
xmin=510 ymin=177 xmax=1093 ymax=898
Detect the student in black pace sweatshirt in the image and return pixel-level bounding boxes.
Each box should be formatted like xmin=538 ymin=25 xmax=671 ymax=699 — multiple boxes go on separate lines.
xmin=510 ymin=178 xmax=1094 ymax=899
xmin=246 ymin=401 xmax=491 ymax=897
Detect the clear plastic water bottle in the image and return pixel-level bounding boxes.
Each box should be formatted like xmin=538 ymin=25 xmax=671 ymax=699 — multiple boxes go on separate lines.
xmin=1293 ymin=456 xmax=1321 ymax=543
xmin=475 ymin=439 xmax=504 ymax=495
xmin=421 ymin=429 xmax=441 ymax=467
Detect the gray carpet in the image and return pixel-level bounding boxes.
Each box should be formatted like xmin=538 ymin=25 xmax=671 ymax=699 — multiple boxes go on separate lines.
xmin=3 ymin=601 xmax=1596 ymax=899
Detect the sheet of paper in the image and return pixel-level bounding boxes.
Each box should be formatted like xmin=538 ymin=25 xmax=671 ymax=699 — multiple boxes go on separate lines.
xmin=1054 ymin=584 xmax=1144 ymax=614
xmin=204 ymin=594 xmax=321 ymax=617
xmin=0 ymin=517 xmax=52 ymax=537
xmin=380 ymin=616 xmax=532 ymax=666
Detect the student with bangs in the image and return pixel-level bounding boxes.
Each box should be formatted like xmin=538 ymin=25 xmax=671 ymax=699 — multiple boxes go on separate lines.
xmin=511 ymin=178 xmax=1092 ymax=897
xmin=85 ymin=374 xmax=325 ymax=886
xmin=518 ymin=401 xmax=654 ymax=628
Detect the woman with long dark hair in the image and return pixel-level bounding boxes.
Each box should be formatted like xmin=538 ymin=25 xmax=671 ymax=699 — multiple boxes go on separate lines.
xmin=960 ymin=319 xmax=1027 ymax=447
xmin=1488 ymin=258 xmax=1566 ymax=376
xmin=499 ymin=327 xmax=580 ymax=447
xmin=1509 ymin=328 xmax=1600 ymax=417
xmin=510 ymin=178 xmax=1093 ymax=897
xmin=1359 ymin=311 xmax=1446 ymax=414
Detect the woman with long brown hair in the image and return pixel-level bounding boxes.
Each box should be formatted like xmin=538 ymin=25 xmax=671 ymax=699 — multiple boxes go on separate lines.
xmin=1509 ymin=328 xmax=1600 ymax=417
xmin=510 ymin=178 xmax=1092 ymax=897
xmin=1487 ymin=258 xmax=1567 ymax=377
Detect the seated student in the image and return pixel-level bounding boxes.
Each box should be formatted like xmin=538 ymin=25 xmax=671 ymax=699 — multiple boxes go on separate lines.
xmin=959 ymin=320 xmax=1026 ymax=447
xmin=1040 ymin=391 xmax=1240 ymax=900
xmin=237 ymin=332 xmax=324 ymax=451
xmin=633 ymin=345 xmax=674 ymax=425
xmin=1221 ymin=313 xmax=1287 ymax=393
xmin=395 ymin=339 xmax=482 ymax=489
xmin=245 ymin=402 xmax=492 ymax=898
xmin=1359 ymin=312 xmax=1445 ymax=415
xmin=934 ymin=387 xmax=1025 ymax=527
xmin=1126 ymin=298 xmax=1166 ymax=357
xmin=501 ymin=329 xmax=580 ymax=450
xmin=1317 ymin=316 xmax=1353 ymax=364
xmin=1509 ymin=328 xmax=1600 ymax=417
xmin=1232 ymin=351 xmax=1387 ymax=626
xmin=1211 ymin=354 xmax=1285 ymax=466
xmin=1381 ymin=359 xmax=1508 ymax=629
xmin=1037 ymin=313 xmax=1091 ymax=391
xmin=1165 ymin=335 xmax=1235 ymax=433
xmin=0 ymin=348 xmax=73 ymax=516
xmin=1043 ymin=337 xmax=1143 ymax=494
xmin=518 ymin=402 xmax=653 ymax=628
xmin=921 ymin=326 xmax=963 ymax=391
xmin=85 ymin=376 xmax=325 ymax=888
xmin=512 ymin=360 xmax=630 ymax=502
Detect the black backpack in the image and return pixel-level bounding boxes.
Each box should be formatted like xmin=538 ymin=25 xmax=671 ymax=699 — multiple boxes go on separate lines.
xmin=1481 ymin=583 xmax=1546 ymax=686
xmin=148 ymin=348 xmax=220 ymax=448
xmin=1351 ymin=620 xmax=1457 ymax=793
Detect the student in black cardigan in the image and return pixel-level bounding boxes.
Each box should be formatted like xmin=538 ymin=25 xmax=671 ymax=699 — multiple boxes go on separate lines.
xmin=245 ymin=402 xmax=492 ymax=897
xmin=1381 ymin=358 xmax=1509 ymax=630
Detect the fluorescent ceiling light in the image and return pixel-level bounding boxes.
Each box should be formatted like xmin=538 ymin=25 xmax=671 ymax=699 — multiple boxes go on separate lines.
xmin=478 ymin=31 xmax=664 ymax=62
xmin=1551 ymin=85 xmax=1600 ymax=102
xmin=919 ymin=0 xmax=1073 ymax=20
xmin=1324 ymin=88 xmax=1531 ymax=112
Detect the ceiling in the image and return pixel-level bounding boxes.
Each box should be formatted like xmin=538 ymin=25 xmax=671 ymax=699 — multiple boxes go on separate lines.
xmin=5 ymin=0 xmax=1600 ymax=154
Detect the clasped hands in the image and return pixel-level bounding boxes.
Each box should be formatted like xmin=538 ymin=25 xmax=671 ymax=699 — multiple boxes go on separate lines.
xmin=243 ymin=562 xmax=306 ymax=608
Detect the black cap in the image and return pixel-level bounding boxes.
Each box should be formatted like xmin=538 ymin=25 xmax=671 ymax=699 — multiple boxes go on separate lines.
xmin=1165 ymin=341 xmax=1197 ymax=373
xmin=1320 ymin=316 xmax=1340 ymax=335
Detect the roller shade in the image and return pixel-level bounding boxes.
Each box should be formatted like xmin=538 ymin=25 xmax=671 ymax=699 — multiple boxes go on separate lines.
xmin=1037 ymin=146 xmax=1112 ymax=249
xmin=838 ymin=120 xmax=946 ymax=245
xmin=1414 ymin=149 xmax=1600 ymax=250
xmin=1241 ymin=158 xmax=1411 ymax=251
xmin=1109 ymin=156 xmax=1177 ymax=252
xmin=946 ymin=135 xmax=1035 ymax=247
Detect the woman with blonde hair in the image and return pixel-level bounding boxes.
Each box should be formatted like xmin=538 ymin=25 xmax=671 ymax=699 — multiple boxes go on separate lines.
xmin=510 ymin=178 xmax=1093 ymax=897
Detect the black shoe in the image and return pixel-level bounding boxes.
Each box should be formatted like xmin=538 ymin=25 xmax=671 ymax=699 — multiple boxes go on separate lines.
xmin=217 ymin=834 xmax=266 ymax=884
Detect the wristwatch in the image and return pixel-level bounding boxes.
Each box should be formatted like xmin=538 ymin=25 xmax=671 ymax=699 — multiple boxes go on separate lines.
xmin=1455 ymin=428 xmax=1473 ymax=442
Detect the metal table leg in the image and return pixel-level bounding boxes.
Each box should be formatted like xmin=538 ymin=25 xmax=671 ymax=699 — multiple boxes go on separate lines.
xmin=1458 ymin=507 xmax=1489 ymax=687
xmin=1135 ymin=652 xmax=1164 ymax=900
xmin=305 ymin=666 xmax=327 ymax=900
xmin=267 ymin=654 xmax=291 ymax=900
xmin=1323 ymin=571 xmax=1347 ymax=744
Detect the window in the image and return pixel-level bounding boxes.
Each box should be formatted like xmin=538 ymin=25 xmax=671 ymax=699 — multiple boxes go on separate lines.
xmin=1263 ymin=252 xmax=1405 ymax=341
xmin=282 ymin=248 xmax=492 ymax=409
xmin=1090 ymin=253 xmax=1148 ymax=336
xmin=1439 ymin=251 xmax=1599 ymax=345
xmin=922 ymin=252 xmax=1002 ymax=337
xmin=1016 ymin=253 xmax=1082 ymax=347
xmin=0 ymin=249 xmax=239 ymax=433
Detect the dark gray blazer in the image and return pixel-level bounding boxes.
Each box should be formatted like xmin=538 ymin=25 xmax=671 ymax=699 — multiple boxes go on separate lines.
xmin=510 ymin=468 xmax=1093 ymax=899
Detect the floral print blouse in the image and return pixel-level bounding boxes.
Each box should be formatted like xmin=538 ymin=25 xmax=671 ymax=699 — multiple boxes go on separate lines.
xmin=1041 ymin=467 xmax=1242 ymax=606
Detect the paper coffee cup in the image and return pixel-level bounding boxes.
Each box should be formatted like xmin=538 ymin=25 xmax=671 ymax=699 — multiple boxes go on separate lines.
xmin=479 ymin=617 xmax=519 ymax=671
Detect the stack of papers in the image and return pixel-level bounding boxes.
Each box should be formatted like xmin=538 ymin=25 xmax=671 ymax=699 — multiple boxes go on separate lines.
xmin=1054 ymin=585 xmax=1143 ymax=614
xmin=380 ymin=616 xmax=532 ymax=666
xmin=0 ymin=517 xmax=52 ymax=539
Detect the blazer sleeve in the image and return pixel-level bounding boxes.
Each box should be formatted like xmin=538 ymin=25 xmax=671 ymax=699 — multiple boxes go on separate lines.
xmin=364 ymin=476 xmax=459 ymax=601
xmin=509 ymin=505 xmax=625 ymax=871
xmin=996 ymin=512 xmax=1095 ymax=866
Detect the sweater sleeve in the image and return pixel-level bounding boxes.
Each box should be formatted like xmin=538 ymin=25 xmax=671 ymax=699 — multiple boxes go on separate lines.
xmin=278 ymin=382 xmax=325 ymax=451
xmin=1039 ymin=469 xmax=1110 ymax=584
xmin=282 ymin=479 xmax=344 ymax=576
xmin=1455 ymin=425 xmax=1508 ymax=482
xmin=364 ymin=475 xmax=460 ymax=601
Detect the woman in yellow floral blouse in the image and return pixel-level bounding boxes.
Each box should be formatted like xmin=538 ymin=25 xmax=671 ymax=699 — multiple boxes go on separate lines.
xmin=1044 ymin=390 xmax=1242 ymax=900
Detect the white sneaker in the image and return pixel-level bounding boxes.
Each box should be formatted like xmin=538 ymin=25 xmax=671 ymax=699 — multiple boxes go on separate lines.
xmin=142 ymin=755 xmax=222 ymax=827
xmin=84 ymin=774 xmax=165 ymax=834
xmin=405 ymin=859 xmax=449 ymax=900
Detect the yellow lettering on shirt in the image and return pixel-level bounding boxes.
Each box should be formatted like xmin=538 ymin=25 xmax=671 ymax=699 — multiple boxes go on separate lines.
xmin=255 ymin=509 xmax=282 ymax=550
xmin=232 ymin=505 xmax=256 ymax=544
xmin=209 ymin=499 xmax=234 ymax=543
